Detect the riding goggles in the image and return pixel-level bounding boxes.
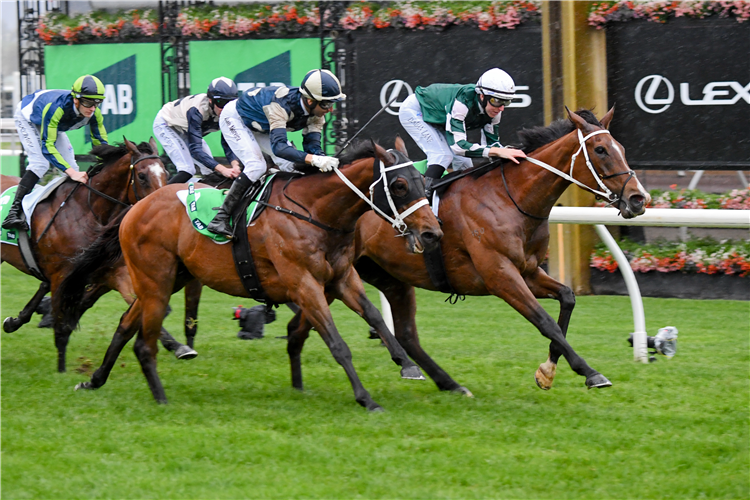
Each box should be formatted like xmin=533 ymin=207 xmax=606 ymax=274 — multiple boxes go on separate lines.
xmin=486 ymin=96 xmax=512 ymax=108
xmin=317 ymin=100 xmax=335 ymax=110
xmin=212 ymin=98 xmax=234 ymax=108
xmin=79 ymin=97 xmax=103 ymax=108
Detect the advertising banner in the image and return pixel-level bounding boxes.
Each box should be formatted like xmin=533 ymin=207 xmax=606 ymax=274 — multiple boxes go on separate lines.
xmin=607 ymin=19 xmax=750 ymax=167
xmin=349 ymin=25 xmax=544 ymax=160
xmin=44 ymin=44 xmax=161 ymax=151
xmin=189 ymin=39 xmax=322 ymax=156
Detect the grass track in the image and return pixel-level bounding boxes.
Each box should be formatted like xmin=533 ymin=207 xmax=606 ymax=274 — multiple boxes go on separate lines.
xmin=1 ymin=263 xmax=748 ymax=499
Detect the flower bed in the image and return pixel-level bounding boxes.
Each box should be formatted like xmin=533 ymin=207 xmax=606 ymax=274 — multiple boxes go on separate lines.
xmin=595 ymin=187 xmax=750 ymax=209
xmin=588 ymin=1 xmax=750 ymax=29
xmin=37 ymin=1 xmax=542 ymax=44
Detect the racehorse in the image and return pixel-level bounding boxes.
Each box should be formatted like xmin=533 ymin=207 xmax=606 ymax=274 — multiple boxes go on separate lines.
xmin=0 ymin=139 xmax=195 ymax=371
xmin=59 ymin=141 xmax=443 ymax=410
xmin=285 ymin=107 xmax=651 ymax=394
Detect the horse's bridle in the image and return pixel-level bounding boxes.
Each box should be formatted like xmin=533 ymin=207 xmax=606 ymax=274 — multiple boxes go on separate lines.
xmin=333 ymin=157 xmax=429 ymax=236
xmin=503 ymin=128 xmax=636 ymax=220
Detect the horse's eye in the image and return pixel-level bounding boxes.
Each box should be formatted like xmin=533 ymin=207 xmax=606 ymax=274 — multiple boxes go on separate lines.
xmin=138 ymin=172 xmax=147 ymax=182
xmin=594 ymin=146 xmax=607 ymax=155
xmin=390 ymin=178 xmax=409 ymax=197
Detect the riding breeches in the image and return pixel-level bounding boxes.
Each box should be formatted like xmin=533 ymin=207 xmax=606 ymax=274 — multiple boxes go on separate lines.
xmin=14 ymin=102 xmax=79 ymax=178
xmin=219 ymin=100 xmax=295 ymax=183
xmin=153 ymin=112 xmax=213 ymax=176
xmin=399 ymin=94 xmax=473 ymax=171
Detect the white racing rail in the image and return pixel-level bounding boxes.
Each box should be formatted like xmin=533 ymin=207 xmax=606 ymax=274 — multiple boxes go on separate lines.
xmin=377 ymin=208 xmax=750 ymax=364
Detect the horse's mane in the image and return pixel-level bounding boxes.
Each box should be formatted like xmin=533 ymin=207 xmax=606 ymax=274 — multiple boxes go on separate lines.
xmin=516 ymin=109 xmax=602 ymax=153
xmin=87 ymin=142 xmax=154 ymax=176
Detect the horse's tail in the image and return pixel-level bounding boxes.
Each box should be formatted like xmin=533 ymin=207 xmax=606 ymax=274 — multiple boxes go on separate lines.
xmin=58 ymin=208 xmax=131 ymax=331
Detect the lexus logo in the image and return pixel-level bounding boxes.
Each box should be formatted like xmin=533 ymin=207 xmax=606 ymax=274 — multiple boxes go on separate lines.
xmin=380 ymin=79 xmax=413 ymax=116
xmin=635 ymin=75 xmax=674 ymax=114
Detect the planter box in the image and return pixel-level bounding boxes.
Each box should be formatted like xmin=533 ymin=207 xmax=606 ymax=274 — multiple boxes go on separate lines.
xmin=590 ymin=269 xmax=749 ymax=300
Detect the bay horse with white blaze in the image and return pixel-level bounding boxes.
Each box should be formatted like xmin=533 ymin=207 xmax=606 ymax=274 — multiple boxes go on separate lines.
xmin=0 ymin=139 xmax=196 ymax=371
xmin=60 ymin=142 xmax=442 ymax=411
xmin=289 ymin=107 xmax=650 ymax=393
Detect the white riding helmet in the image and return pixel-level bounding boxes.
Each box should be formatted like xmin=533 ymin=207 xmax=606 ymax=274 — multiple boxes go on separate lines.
xmin=475 ymin=68 xmax=516 ymax=100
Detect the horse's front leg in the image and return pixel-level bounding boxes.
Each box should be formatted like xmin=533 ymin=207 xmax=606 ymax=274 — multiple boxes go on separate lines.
xmin=285 ymin=308 xmax=311 ymax=390
xmin=524 ymin=267 xmax=576 ymax=390
xmin=355 ymin=257 xmax=470 ymax=394
xmin=485 ymin=260 xmax=610 ymax=389
xmin=75 ymin=300 xmax=141 ymax=391
xmin=3 ymin=281 xmax=50 ymax=333
xmin=289 ymin=275 xmax=381 ymax=411
xmin=333 ymin=267 xmax=424 ymax=380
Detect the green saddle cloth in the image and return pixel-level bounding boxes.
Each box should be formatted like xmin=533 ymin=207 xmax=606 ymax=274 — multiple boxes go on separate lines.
xmin=181 ymin=175 xmax=274 ymax=244
xmin=1 ymin=186 xmax=25 ymax=245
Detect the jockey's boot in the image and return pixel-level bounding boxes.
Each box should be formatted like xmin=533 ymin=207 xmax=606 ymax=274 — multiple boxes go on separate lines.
xmin=2 ymin=170 xmax=40 ymax=232
xmin=207 ymin=173 xmax=252 ymax=238
xmin=167 ymin=170 xmax=192 ymax=185
xmin=423 ymin=164 xmax=446 ymax=205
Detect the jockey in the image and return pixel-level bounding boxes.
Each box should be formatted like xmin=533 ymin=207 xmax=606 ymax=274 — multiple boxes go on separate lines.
xmin=208 ymin=68 xmax=345 ymax=237
xmin=153 ymin=76 xmax=242 ymax=185
xmin=2 ymin=75 xmax=108 ymax=231
xmin=399 ymin=67 xmax=527 ymax=202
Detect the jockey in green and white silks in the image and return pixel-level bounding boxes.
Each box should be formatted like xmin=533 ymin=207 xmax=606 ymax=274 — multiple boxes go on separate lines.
xmin=2 ymin=75 xmax=108 ymax=231
xmin=399 ymin=68 xmax=527 ymax=202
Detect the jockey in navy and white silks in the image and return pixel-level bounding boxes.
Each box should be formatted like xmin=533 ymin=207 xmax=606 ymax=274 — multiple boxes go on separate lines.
xmin=154 ymin=77 xmax=242 ymax=185
xmin=208 ymin=69 xmax=345 ymax=238
xmin=2 ymin=75 xmax=108 ymax=231
xmin=398 ymin=68 xmax=527 ymax=202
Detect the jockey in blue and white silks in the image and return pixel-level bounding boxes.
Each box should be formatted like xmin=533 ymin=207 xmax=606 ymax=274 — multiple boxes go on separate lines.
xmin=3 ymin=75 xmax=108 ymax=231
xmin=208 ymin=69 xmax=345 ymax=238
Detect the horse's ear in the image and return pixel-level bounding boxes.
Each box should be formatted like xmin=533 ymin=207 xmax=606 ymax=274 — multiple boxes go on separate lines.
xmin=565 ymin=106 xmax=588 ymax=131
xmin=149 ymin=137 xmax=159 ymax=155
xmin=123 ymin=137 xmax=139 ymax=156
xmin=599 ymin=105 xmax=615 ymax=129
xmin=394 ymin=135 xmax=408 ymax=157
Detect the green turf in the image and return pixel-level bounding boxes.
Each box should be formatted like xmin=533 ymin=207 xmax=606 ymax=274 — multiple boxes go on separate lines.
xmin=1 ymin=263 xmax=748 ymax=499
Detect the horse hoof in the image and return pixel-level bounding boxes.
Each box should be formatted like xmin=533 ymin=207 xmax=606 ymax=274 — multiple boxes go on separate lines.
xmin=453 ymin=386 xmax=474 ymax=398
xmin=586 ymin=373 xmax=613 ymax=389
xmin=535 ymin=376 xmax=551 ymax=390
xmin=74 ymin=382 xmax=94 ymax=391
xmin=400 ymin=365 xmax=426 ymax=380
xmin=534 ymin=362 xmax=556 ymax=390
xmin=174 ymin=345 xmax=198 ymax=360
xmin=3 ymin=317 xmax=19 ymax=333
xmin=368 ymin=404 xmax=384 ymax=413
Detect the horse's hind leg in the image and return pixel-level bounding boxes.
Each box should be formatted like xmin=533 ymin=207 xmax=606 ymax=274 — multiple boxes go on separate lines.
xmin=3 ymin=281 xmax=50 ymax=333
xmin=286 ymin=309 xmax=311 ymax=390
xmin=525 ymin=268 xmax=576 ymax=390
xmin=75 ymin=301 xmax=141 ymax=391
xmin=334 ymin=268 xmax=424 ymax=380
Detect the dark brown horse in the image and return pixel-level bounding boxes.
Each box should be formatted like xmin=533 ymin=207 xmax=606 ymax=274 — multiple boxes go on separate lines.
xmin=287 ymin=108 xmax=650 ymax=393
xmin=60 ymin=142 xmax=442 ymax=410
xmin=0 ymin=139 xmax=195 ymax=371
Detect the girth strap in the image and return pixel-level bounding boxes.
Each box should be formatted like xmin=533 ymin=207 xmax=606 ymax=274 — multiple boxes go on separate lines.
xmin=230 ymin=189 xmax=270 ymax=304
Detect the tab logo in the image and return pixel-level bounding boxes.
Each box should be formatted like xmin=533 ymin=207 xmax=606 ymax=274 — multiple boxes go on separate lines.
xmin=235 ymin=52 xmax=291 ymax=92
xmin=86 ymin=55 xmax=137 ymax=141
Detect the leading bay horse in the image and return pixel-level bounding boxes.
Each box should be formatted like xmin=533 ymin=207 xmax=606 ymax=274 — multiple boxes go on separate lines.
xmin=288 ymin=107 xmax=651 ymax=394
xmin=60 ymin=142 xmax=442 ymax=410
xmin=0 ymin=139 xmax=195 ymax=372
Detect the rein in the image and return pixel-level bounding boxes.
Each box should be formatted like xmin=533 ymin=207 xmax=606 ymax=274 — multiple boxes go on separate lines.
xmin=506 ymin=128 xmax=635 ymax=219
xmin=36 ymin=153 xmax=160 ymax=241
xmin=264 ymin=157 xmax=428 ymax=236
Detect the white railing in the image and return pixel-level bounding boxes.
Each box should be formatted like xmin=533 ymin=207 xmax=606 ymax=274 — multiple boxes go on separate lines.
xmin=377 ymin=208 xmax=750 ymax=364
xmin=0 ymin=118 xmax=22 ymax=155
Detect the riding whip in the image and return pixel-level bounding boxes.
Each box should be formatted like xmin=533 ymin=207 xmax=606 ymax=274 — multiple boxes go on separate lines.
xmin=336 ymin=95 xmax=398 ymax=157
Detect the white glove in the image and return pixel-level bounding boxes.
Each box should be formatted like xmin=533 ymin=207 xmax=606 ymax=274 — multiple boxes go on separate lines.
xmin=310 ymin=155 xmax=339 ymax=172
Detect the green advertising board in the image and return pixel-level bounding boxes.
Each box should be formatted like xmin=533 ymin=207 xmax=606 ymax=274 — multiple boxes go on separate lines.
xmin=189 ymin=38 xmax=325 ymax=156
xmin=44 ymin=44 xmax=161 ymax=152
